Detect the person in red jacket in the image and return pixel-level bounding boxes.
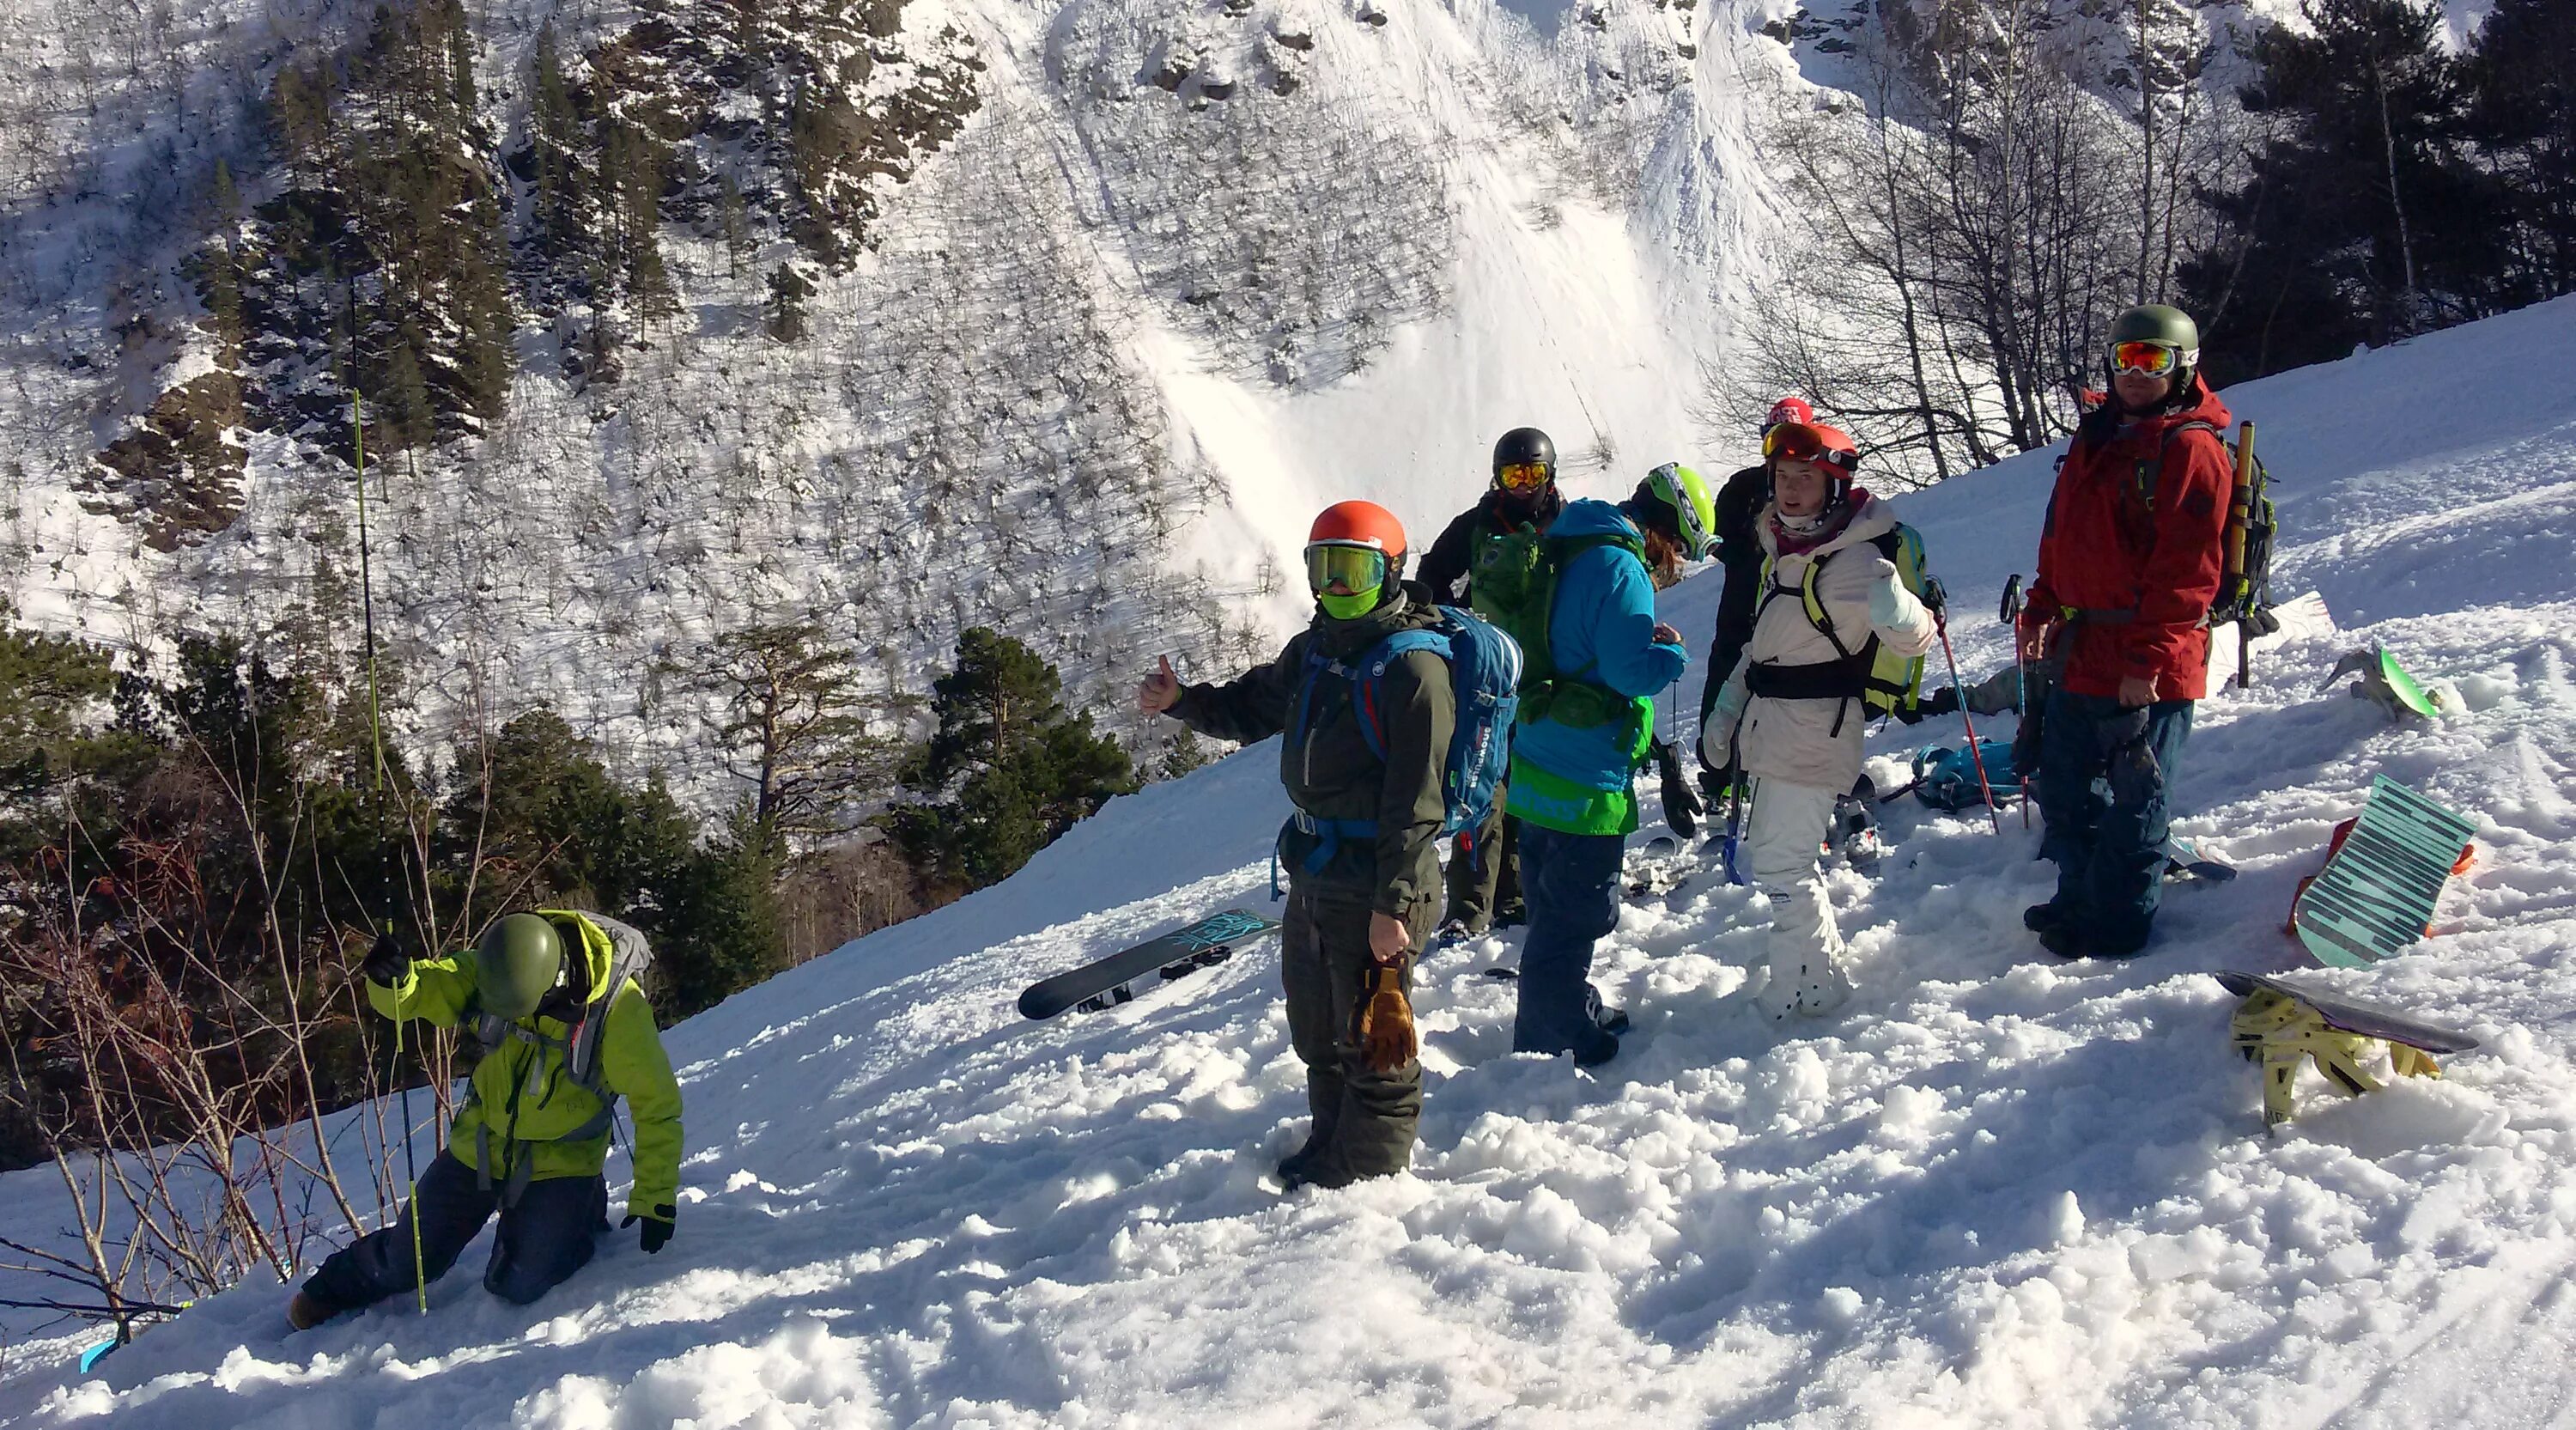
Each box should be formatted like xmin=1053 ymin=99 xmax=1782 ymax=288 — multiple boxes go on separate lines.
xmin=2016 ymin=304 xmax=2233 ymax=958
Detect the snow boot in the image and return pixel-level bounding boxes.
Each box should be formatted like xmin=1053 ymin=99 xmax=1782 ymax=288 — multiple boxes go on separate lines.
xmin=1571 ymin=1031 xmax=1621 ymax=1068
xmin=1594 ymin=1004 xmax=1631 ymax=1037
xmin=2024 ymin=903 xmax=2069 ymax=934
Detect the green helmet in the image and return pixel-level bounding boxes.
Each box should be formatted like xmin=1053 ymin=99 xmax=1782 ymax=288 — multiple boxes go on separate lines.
xmin=2108 ymin=304 xmax=2201 ymax=388
xmin=475 ymin=913 xmax=568 ymax=1021
xmin=1638 ymin=463 xmax=1719 ymax=559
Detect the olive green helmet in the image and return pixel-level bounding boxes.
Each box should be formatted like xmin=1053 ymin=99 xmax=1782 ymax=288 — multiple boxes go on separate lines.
xmin=475 ymin=913 xmax=568 ymax=1021
xmin=2108 ymin=304 xmax=2202 ymax=390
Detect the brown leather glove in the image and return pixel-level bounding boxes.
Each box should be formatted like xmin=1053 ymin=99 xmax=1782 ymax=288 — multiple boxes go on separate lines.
xmin=1354 ymin=961 xmax=1418 ymax=1074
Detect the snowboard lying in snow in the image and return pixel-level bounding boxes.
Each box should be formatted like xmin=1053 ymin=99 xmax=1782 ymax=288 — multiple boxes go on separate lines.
xmin=1018 ymin=909 xmax=1284 ymax=1019
xmin=2215 ymin=971 xmax=2478 ymax=1127
xmin=2287 ymin=776 xmax=2476 ymax=968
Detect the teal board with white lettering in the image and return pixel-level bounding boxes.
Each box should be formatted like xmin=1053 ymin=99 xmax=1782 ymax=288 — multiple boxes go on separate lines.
xmin=2295 ymin=776 xmax=2476 ymax=968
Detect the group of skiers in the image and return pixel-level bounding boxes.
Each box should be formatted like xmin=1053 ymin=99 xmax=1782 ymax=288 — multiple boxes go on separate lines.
xmin=272 ymin=301 xmax=2230 ymax=1321
xmin=1143 ymin=302 xmax=2238 ymax=1190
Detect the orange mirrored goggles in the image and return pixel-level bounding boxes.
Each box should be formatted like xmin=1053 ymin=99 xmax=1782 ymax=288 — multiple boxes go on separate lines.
xmin=2110 ymin=340 xmax=2184 ymax=376
xmin=1763 ymin=422 xmax=1858 ymax=473
xmin=1496 ymin=461 xmax=1552 ymax=492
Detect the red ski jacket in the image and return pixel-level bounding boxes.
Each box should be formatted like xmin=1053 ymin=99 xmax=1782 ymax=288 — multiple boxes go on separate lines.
xmin=2026 ymin=377 xmax=2235 ymax=702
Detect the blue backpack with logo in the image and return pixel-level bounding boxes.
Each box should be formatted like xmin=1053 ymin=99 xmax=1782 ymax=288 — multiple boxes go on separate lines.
xmin=1279 ymin=607 xmax=1524 ymax=891
xmin=1910 ymin=739 xmax=2018 ymax=812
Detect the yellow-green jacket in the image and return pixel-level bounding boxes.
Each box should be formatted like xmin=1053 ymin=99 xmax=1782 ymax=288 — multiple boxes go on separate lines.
xmin=368 ymin=910 xmax=683 ymax=1220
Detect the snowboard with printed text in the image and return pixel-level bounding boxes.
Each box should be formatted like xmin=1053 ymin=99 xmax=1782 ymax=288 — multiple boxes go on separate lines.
xmin=1018 ymin=909 xmax=1284 ymax=1019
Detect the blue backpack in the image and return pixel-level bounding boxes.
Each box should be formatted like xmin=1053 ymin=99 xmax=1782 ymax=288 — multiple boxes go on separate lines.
xmin=1279 ymin=607 xmax=1524 ymax=892
xmin=1910 ymin=739 xmax=2017 ymax=812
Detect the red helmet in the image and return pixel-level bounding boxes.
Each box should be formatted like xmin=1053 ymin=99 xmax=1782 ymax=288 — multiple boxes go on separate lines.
xmin=1308 ymin=500 xmax=1407 ymax=563
xmin=1764 ymin=396 xmax=1814 ymax=435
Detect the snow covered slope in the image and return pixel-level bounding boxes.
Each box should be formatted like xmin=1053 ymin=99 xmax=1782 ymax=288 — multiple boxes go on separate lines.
xmin=13 ymin=297 xmax=2576 ymax=1426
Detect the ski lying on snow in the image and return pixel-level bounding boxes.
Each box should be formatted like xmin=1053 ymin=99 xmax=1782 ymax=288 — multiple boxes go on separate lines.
xmin=1018 ymin=909 xmax=1284 ymax=1020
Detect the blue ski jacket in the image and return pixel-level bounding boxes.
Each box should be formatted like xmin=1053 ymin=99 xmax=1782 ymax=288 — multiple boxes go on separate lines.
xmin=1512 ymin=498 xmax=1689 ymax=790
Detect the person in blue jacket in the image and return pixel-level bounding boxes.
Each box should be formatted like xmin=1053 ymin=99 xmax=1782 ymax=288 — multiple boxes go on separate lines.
xmin=1504 ymin=465 xmax=1715 ymax=1065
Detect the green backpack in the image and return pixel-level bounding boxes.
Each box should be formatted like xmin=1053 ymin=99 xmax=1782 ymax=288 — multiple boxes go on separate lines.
xmin=1468 ymin=522 xmax=1648 ymax=733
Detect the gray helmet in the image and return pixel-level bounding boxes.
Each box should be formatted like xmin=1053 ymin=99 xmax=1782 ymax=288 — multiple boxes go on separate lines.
xmin=474 ymin=913 xmax=568 ymax=1021
xmin=2108 ymin=304 xmax=2202 ymax=392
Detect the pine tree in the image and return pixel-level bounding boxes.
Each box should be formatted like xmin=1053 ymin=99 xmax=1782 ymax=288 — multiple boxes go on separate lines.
xmin=885 ymin=628 xmax=1136 ymax=898
xmin=765 ymin=261 xmax=811 ymax=341
xmin=530 ymin=24 xmax=589 ymax=274
xmin=199 ymin=159 xmax=247 ymax=359
xmin=2181 ymin=0 xmax=2487 ymax=382
xmin=720 ymin=174 xmax=754 ymax=280
xmin=2465 ymin=0 xmax=2576 ymax=301
xmin=662 ymin=620 xmax=899 ymax=851
xmin=382 ymin=336 xmax=435 ymax=450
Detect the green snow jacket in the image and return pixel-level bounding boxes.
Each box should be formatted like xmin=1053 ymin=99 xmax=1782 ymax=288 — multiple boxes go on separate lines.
xmin=368 ymin=910 xmax=684 ymax=1220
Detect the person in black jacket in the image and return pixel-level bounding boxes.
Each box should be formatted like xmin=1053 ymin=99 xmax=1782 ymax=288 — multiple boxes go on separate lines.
xmin=1413 ymin=427 xmax=1564 ymax=936
xmin=1698 ymin=397 xmax=1816 ymax=805
xmin=1139 ymin=501 xmax=1452 ymax=1189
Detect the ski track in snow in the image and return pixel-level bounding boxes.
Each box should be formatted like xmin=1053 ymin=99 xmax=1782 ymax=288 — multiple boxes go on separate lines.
xmin=15 ymin=323 xmax=2576 ymax=1429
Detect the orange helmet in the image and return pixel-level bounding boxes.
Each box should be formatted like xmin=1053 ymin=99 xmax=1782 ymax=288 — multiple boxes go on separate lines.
xmin=1307 ymin=501 xmax=1407 ymax=563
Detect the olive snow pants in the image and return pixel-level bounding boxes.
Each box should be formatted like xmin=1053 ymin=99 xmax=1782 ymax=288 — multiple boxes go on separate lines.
xmin=1280 ymin=885 xmax=1430 ymax=1180
xmin=1441 ymin=804 xmax=1522 ymax=930
xmin=301 ymin=1150 xmax=606 ymax=1313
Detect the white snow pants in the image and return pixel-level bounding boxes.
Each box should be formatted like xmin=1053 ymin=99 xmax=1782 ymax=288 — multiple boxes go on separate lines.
xmin=1741 ymin=777 xmax=1851 ymax=1018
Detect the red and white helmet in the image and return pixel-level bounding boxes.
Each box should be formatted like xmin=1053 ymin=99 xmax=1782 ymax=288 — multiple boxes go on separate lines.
xmin=1764 ymin=396 xmax=1815 ymax=435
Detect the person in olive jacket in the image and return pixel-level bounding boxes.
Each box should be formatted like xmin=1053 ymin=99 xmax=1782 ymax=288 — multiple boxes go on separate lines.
xmin=289 ymin=910 xmax=683 ymax=1327
xmin=1137 ymin=501 xmax=1455 ymax=1190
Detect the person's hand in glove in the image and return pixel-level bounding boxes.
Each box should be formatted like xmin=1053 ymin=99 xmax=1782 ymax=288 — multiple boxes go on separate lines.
xmin=1868 ymin=570 xmax=1926 ymax=634
xmin=1353 ymin=962 xmax=1417 ymax=1074
xmin=1698 ymin=674 xmax=1749 ymax=772
xmin=359 ymin=929 xmax=410 ymax=987
xmin=623 ymin=1207 xmax=675 ymax=1254
xmin=1652 ymin=737 xmax=1702 ymax=839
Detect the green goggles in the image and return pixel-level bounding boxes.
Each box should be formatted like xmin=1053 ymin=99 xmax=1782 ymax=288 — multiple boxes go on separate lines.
xmin=1303 ymin=543 xmax=1388 ymax=594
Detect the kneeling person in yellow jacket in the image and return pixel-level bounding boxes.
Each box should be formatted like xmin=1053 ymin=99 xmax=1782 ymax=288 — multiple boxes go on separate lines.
xmin=289 ymin=910 xmax=683 ymax=1328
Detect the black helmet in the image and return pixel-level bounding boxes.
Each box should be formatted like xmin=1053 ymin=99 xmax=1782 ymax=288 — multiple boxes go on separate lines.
xmin=1492 ymin=427 xmax=1556 ymax=486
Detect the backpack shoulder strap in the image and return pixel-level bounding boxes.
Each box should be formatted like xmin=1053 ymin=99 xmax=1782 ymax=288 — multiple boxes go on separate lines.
xmin=2135 ymin=420 xmax=2227 ymax=512
xmin=1348 ymin=625 xmax=1454 ymax=762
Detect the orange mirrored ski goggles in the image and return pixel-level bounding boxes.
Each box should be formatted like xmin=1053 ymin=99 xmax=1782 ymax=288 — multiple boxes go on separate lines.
xmin=1496 ymin=461 xmax=1552 ymax=492
xmin=2110 ymin=340 xmax=2184 ymax=376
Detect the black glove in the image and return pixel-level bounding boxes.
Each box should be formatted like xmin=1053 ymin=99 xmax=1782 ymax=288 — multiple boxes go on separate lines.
xmin=360 ymin=930 xmax=409 ymax=986
xmin=1652 ymin=738 xmax=1702 ymax=839
xmin=1921 ymin=575 xmax=1948 ymax=615
xmin=623 ymin=1208 xmax=675 ymax=1254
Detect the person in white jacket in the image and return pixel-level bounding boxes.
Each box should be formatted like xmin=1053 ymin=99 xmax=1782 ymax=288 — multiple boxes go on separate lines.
xmin=1698 ymin=423 xmax=1935 ymax=1017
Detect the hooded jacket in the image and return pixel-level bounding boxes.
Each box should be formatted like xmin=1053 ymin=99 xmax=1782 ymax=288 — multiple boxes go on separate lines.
xmin=2027 ymin=376 xmax=2237 ymax=701
xmin=1509 ymin=498 xmax=1690 ymax=801
xmin=1704 ymin=492 xmax=1935 ymax=791
xmin=1167 ymin=585 xmax=1457 ymax=918
xmin=369 ymin=910 xmax=684 ymax=1220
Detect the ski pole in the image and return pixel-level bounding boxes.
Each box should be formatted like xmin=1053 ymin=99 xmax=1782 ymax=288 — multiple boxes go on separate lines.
xmin=1999 ymin=575 xmax=2033 ymax=831
xmin=1931 ymin=604 xmax=2002 ymax=835
xmin=351 ymin=392 xmax=426 ymax=1316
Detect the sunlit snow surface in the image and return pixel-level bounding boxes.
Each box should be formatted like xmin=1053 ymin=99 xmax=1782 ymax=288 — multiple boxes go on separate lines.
xmin=11 ymin=295 xmax=2576 ymax=1426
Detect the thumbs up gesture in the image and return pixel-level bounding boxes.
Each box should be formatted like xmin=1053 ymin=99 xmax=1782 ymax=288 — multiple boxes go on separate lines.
xmin=1137 ymin=655 xmax=1182 ymax=715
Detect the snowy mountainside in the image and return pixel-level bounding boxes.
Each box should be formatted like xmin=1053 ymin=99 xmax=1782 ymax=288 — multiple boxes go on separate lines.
xmin=15 ymin=300 xmax=2576 ymax=1425
xmin=0 ymin=0 xmax=1791 ymax=794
